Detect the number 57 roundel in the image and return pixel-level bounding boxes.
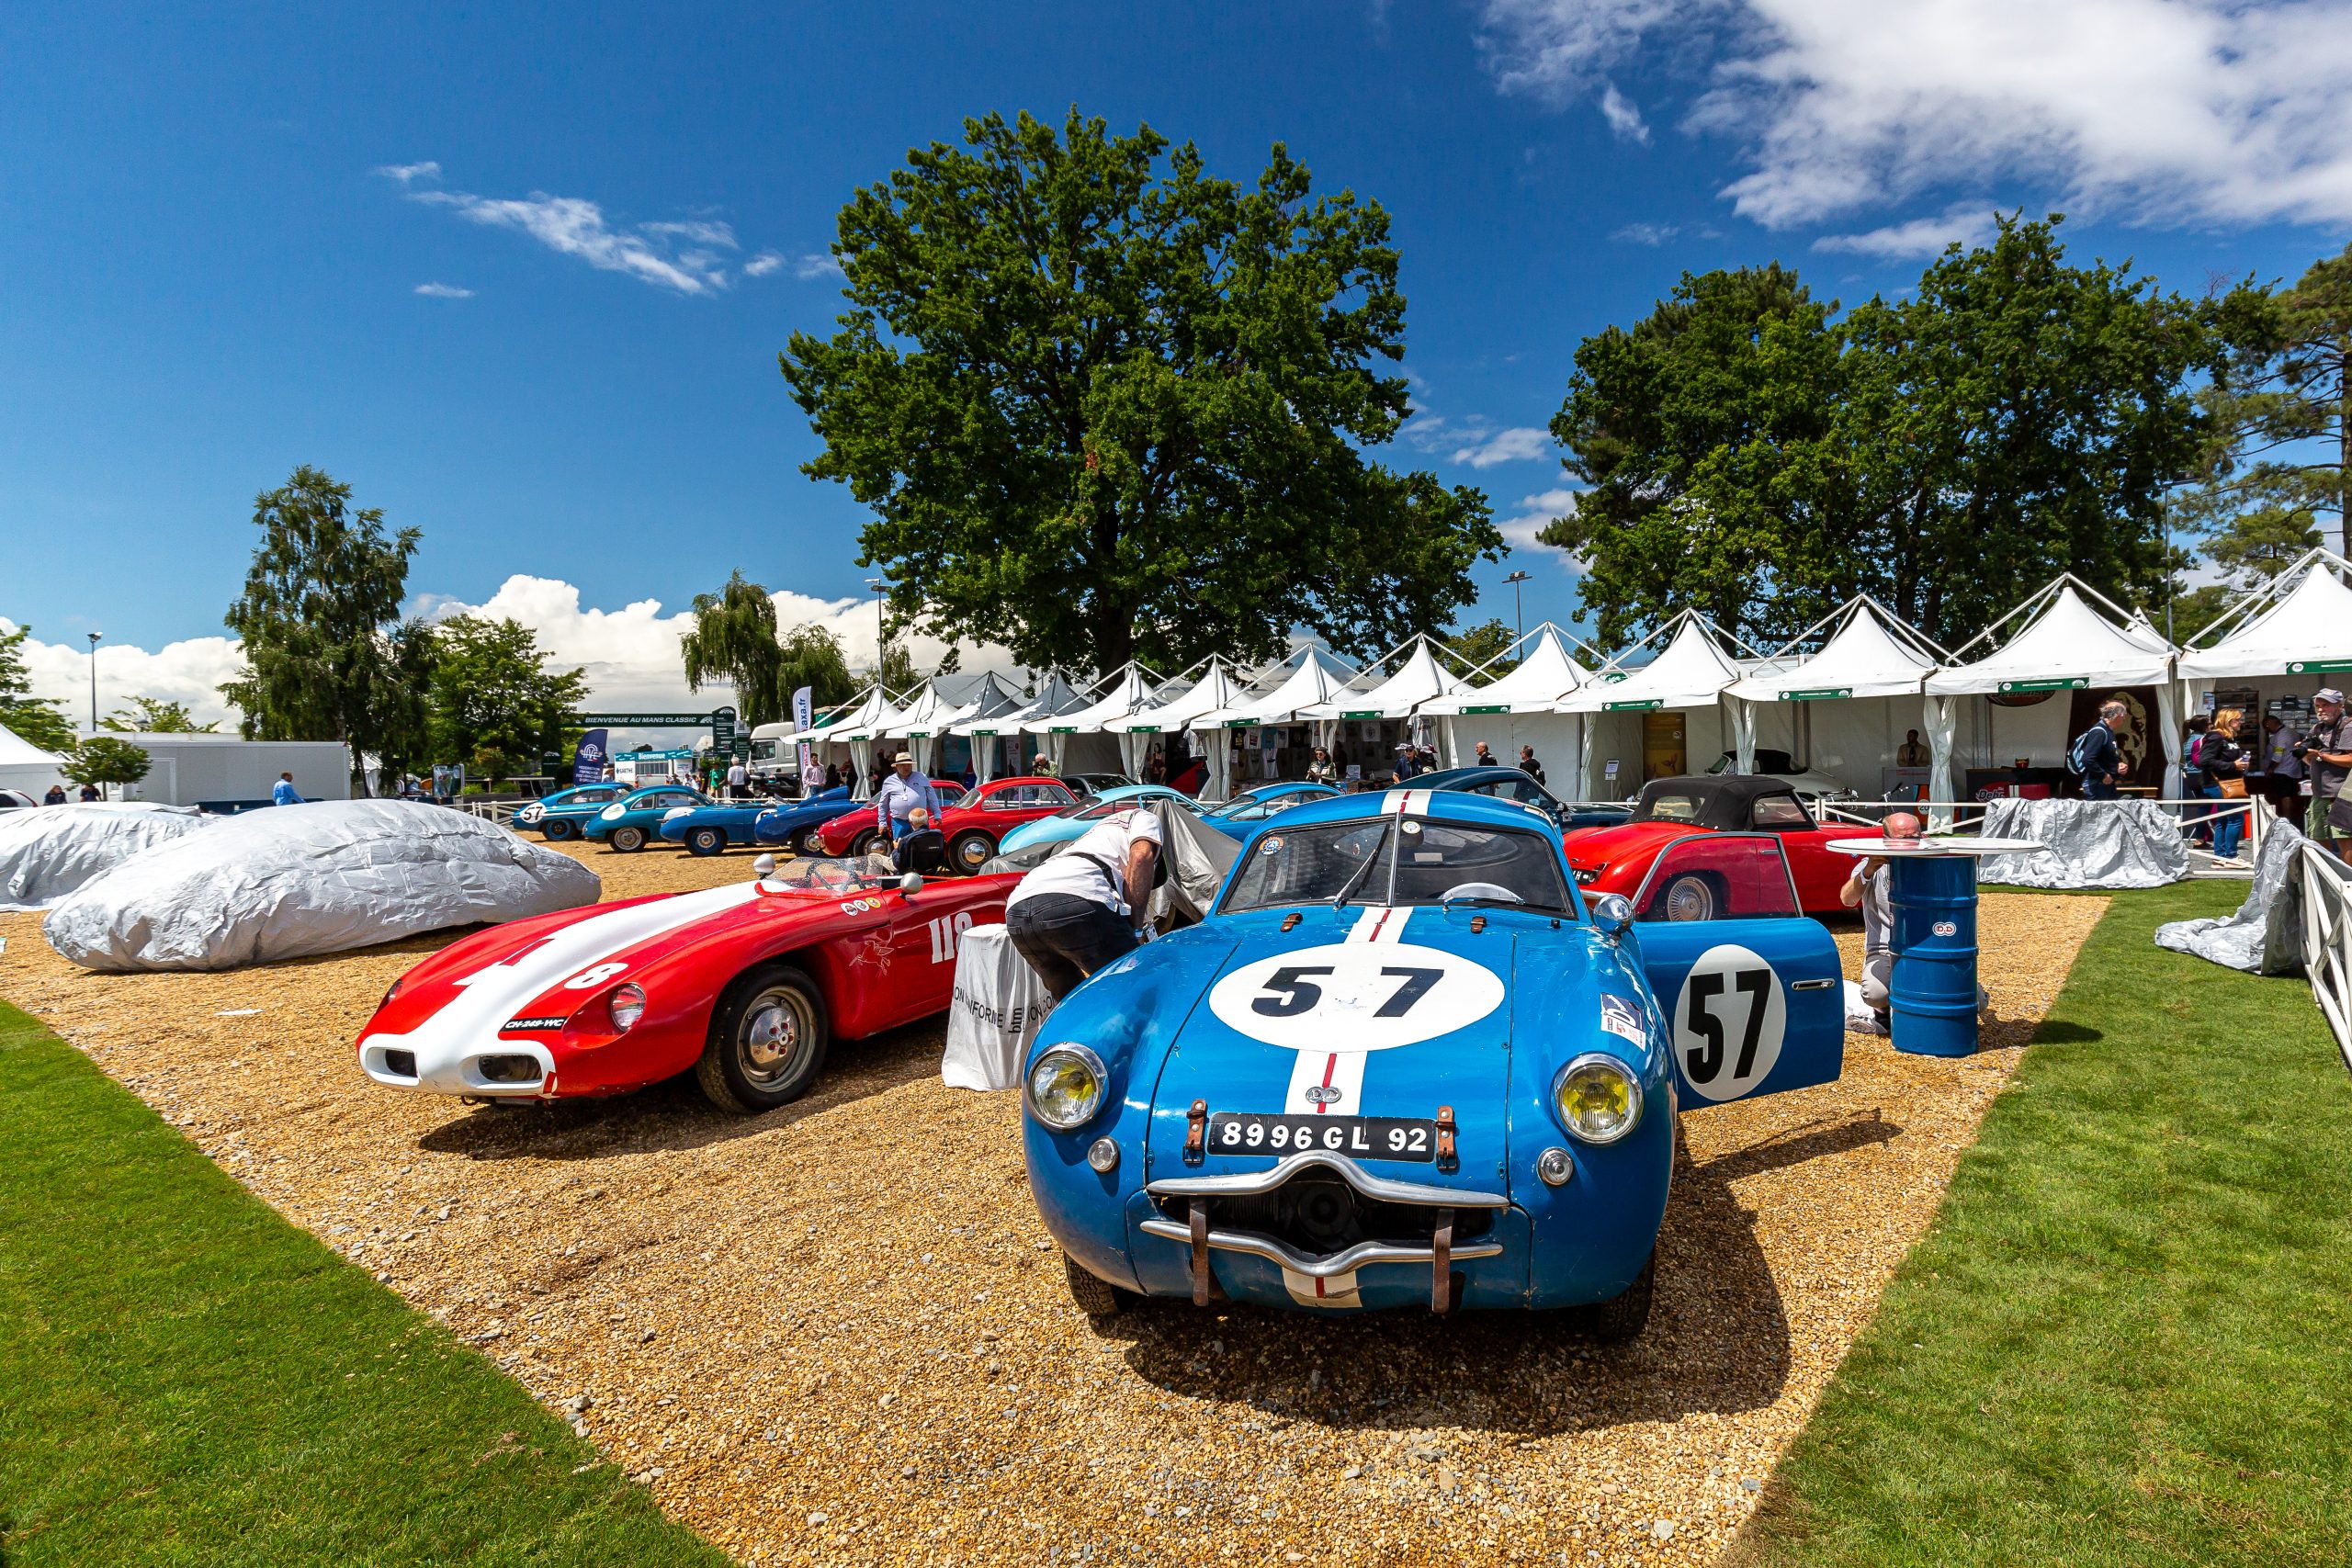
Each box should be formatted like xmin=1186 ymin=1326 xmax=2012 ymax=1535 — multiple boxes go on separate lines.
xmin=1638 ymin=934 xmax=1845 ymax=1106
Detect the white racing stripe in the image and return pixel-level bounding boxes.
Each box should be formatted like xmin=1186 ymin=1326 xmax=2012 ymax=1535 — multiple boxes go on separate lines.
xmin=1281 ymin=1267 xmax=1363 ymax=1308
xmin=1283 ymin=903 xmax=1415 ymax=1113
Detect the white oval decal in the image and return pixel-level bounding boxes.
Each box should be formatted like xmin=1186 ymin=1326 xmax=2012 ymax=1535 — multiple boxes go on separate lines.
xmin=1207 ymin=942 xmax=1504 ymax=1052
xmin=1671 ymin=943 xmax=1786 ymax=1102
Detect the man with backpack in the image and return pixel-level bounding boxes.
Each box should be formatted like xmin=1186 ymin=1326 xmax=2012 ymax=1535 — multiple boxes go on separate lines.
xmin=2070 ymin=701 xmax=2131 ymax=799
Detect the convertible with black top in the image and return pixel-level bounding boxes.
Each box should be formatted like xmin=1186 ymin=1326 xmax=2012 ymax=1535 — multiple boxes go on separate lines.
xmin=1019 ymin=786 xmax=1848 ymax=1334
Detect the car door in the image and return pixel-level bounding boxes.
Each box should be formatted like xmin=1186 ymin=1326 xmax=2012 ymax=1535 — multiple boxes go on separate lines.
xmin=1624 ymin=833 xmax=1844 ymax=1107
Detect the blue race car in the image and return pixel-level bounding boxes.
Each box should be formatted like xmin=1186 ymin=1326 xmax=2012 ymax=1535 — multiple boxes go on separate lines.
xmin=741 ymin=785 xmax=856 ymax=855
xmin=1196 ymin=781 xmax=1341 ymax=838
xmin=996 ymin=784 xmax=1200 ymax=855
xmin=582 ymin=782 xmax=712 ymax=852
xmin=512 ymin=784 xmax=628 ymax=842
xmin=656 ymin=787 xmax=846 ymax=857
xmin=1020 ymin=786 xmax=1844 ymax=1335
xmin=1413 ymin=765 xmax=1634 ymax=832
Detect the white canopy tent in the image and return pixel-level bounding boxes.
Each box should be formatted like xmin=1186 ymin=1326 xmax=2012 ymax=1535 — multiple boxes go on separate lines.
xmin=922 ymin=671 xmax=1027 ymax=784
xmin=807 ymin=685 xmax=900 ymax=799
xmin=889 ymin=680 xmax=970 ymax=777
xmin=1299 ymin=637 xmax=1465 ymax=724
xmin=1189 ymin=648 xmax=1359 ymax=801
xmin=1561 ymin=613 xmax=1750 ymax=801
xmin=1419 ymin=625 xmax=1595 ymax=781
xmin=1117 ymin=658 xmax=1243 ymax=794
xmin=2177 ymin=548 xmax=2352 ymax=685
xmin=957 ymin=673 xmax=1086 ymax=778
xmin=1012 ymin=672 xmax=1110 ymax=775
xmin=0 ymin=723 xmax=69 ymax=799
xmin=1926 ymin=578 xmax=2180 ymax=808
xmin=1726 ymin=596 xmax=1946 ymax=792
xmin=1040 ymin=664 xmax=1165 ymax=779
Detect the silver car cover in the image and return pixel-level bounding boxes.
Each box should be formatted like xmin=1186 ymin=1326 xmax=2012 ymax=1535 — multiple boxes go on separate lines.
xmin=0 ymin=802 xmax=209 ymax=912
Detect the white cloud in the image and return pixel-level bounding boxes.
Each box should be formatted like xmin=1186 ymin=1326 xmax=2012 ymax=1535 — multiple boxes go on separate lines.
xmin=1496 ymin=488 xmax=1585 ymax=558
xmin=1598 ymin=83 xmax=1651 ymax=143
xmin=1814 ymin=202 xmax=1999 ymax=258
xmin=1451 ymin=427 xmax=1555 ymax=468
xmin=2 ymin=617 xmax=246 ymax=731
xmin=1478 ymin=0 xmax=2352 ymax=231
xmin=1610 ymin=221 xmax=1679 ymax=245
xmin=374 ymin=160 xmax=442 ymax=185
xmin=390 ymin=170 xmax=785 ymax=295
xmin=413 ymin=282 xmax=474 ymax=299
xmin=742 ymin=251 xmax=786 ymax=277
xmin=793 ymin=253 xmax=845 ymax=280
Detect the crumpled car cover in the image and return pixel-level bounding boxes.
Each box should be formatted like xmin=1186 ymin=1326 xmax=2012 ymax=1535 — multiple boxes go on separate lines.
xmin=2154 ymin=820 xmax=2309 ymax=976
xmin=977 ymin=805 xmax=1240 ymax=928
xmin=0 ymin=803 xmax=210 ymax=912
xmin=42 ymin=799 xmax=602 ymax=972
xmin=940 ymin=922 xmax=1055 ymax=1091
xmin=1975 ymin=797 xmax=2192 ymax=890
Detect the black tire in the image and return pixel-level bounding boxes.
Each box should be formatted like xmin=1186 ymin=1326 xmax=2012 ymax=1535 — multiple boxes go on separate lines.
xmin=948 ymin=830 xmax=995 ymax=876
xmin=1582 ymin=1249 xmax=1656 ymax=1342
xmin=685 ymin=826 xmax=726 ymax=857
xmin=609 ymin=825 xmax=647 ymax=853
xmin=786 ymin=827 xmax=816 ymax=857
xmin=848 ymin=828 xmax=878 ymax=857
xmin=541 ymin=818 xmax=576 ymax=842
xmin=695 ymin=964 xmax=831 ymax=1113
xmin=1656 ymin=872 xmax=1718 ymax=922
xmin=1063 ymin=1252 xmax=1138 ymax=1319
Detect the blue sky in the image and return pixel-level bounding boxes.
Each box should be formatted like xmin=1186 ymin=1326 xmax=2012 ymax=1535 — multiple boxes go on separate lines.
xmin=5 ymin=1 xmax=2348 ymax=716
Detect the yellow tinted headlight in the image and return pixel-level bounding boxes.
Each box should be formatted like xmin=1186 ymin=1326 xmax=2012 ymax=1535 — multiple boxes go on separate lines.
xmin=1554 ymin=1054 xmax=1642 ymax=1144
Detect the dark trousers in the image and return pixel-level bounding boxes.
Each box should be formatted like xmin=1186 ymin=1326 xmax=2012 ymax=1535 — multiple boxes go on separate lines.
xmin=2084 ymin=780 xmax=2119 ymax=800
xmin=1007 ymin=894 xmax=1139 ymax=999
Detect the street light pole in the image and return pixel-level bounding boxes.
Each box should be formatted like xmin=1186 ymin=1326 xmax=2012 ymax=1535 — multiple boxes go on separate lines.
xmin=1502 ymin=570 xmax=1532 ymax=661
xmin=865 ymin=580 xmax=888 ymax=686
xmin=85 ymin=632 xmax=102 ymax=732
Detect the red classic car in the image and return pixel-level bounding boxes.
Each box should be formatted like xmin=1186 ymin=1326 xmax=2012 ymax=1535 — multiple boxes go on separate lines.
xmin=1561 ymin=774 xmax=1855 ymax=919
xmin=356 ymin=856 xmax=1015 ymax=1112
xmin=809 ymin=775 xmax=1080 ymax=871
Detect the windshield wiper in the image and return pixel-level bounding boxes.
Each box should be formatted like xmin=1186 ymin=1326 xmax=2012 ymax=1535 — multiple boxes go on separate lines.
xmin=1330 ymin=825 xmax=1393 ymax=912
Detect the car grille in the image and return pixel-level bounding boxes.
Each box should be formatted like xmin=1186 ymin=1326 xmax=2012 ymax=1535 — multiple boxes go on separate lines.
xmin=1151 ymin=1172 xmax=1493 ymax=1254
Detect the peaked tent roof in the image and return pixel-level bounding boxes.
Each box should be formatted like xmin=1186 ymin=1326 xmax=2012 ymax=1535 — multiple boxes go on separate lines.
xmin=779 ymin=684 xmax=894 ymax=744
xmin=1728 ymin=599 xmax=1939 ymax=702
xmin=836 ymin=681 xmax=937 ymax=743
xmin=1298 ymin=639 xmax=1466 ymax=720
xmin=893 ymin=680 xmax=973 ymax=739
xmin=1420 ymin=627 xmax=1593 ymax=716
xmin=1560 ymin=615 xmax=1743 ymax=713
xmin=922 ymin=671 xmax=1027 ymax=735
xmin=2177 ymin=557 xmax=2352 ymax=681
xmin=1037 ymin=665 xmax=1162 ymax=734
xmin=1117 ymin=658 xmax=1242 ymax=733
xmin=1191 ymin=648 xmax=1358 ymax=728
xmin=1925 ymin=582 xmax=2172 ymax=695
xmin=948 ymin=672 xmax=1088 ymax=737
xmin=0 ymin=724 xmax=66 ymax=768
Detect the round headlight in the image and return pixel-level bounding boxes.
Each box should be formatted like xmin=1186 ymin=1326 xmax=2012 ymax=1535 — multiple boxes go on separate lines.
xmin=1025 ymin=1044 xmax=1108 ymax=1131
xmin=608 ymin=983 xmax=647 ymax=1032
xmin=1553 ymin=1054 xmax=1643 ymax=1145
xmin=599 ymin=804 xmax=625 ymax=819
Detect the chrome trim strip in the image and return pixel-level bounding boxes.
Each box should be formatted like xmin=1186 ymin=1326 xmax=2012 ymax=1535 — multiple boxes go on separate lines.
xmin=1792 ymin=977 xmax=1836 ymax=990
xmin=1138 ymin=1218 xmax=1505 ymax=1280
xmin=1145 ymin=1147 xmax=1508 ymax=1208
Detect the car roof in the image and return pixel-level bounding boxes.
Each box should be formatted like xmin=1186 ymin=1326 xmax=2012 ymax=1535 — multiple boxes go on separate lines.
xmin=1416 ymin=764 xmax=1555 ymax=794
xmin=617 ymin=783 xmax=697 ymax=802
xmin=1095 ymin=784 xmax=1188 ymax=802
xmin=1238 ymin=784 xmax=1561 ymax=838
xmin=979 ymin=774 xmax=1069 ymax=791
xmin=1633 ymin=773 xmax=1807 ymax=831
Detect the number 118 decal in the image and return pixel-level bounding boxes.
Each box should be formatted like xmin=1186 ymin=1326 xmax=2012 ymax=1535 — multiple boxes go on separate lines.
xmin=1670 ymin=943 xmax=1787 ymax=1101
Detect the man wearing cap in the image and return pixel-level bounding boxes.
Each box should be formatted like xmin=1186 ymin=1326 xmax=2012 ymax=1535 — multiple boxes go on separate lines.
xmin=873 ymin=751 xmax=940 ymax=855
xmin=2301 ymin=689 xmax=2352 ymax=857
xmin=1840 ymin=810 xmax=1922 ymax=1032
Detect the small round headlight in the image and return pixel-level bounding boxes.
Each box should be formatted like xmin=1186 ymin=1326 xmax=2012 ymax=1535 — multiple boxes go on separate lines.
xmin=1086 ymin=1136 xmax=1120 ymax=1173
xmin=1554 ymin=1054 xmax=1643 ymax=1145
xmin=1025 ymin=1044 xmax=1108 ymax=1131
xmin=608 ymin=983 xmax=647 ymax=1032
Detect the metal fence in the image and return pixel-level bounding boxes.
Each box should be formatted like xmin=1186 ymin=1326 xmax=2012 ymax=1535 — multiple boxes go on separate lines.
xmin=2298 ymin=842 xmax=2352 ymax=1074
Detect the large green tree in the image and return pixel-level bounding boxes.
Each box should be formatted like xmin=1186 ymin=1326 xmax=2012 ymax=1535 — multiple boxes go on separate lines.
xmin=781 ymin=109 xmax=1500 ymax=672
xmin=220 ymin=467 xmax=429 ymax=794
xmin=681 ymin=570 xmax=788 ymax=727
xmin=776 ymin=623 xmax=854 ymax=710
xmin=1544 ymin=218 xmax=2217 ymax=649
xmin=424 ymin=616 xmax=588 ymax=785
xmin=0 ymin=623 xmax=76 ymax=754
xmin=61 ymin=736 xmax=152 ymax=790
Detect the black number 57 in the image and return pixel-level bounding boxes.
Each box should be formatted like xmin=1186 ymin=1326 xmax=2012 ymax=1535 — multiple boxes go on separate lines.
xmin=1251 ymin=965 xmax=1443 ymax=1019
xmin=1683 ymin=967 xmax=1772 ymax=1085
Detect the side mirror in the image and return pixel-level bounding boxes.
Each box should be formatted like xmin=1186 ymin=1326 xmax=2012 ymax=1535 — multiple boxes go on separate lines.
xmin=899 ymin=872 xmax=924 ymax=896
xmin=1589 ymin=892 xmax=1633 ymax=939
xmin=752 ymin=853 xmax=776 ymax=880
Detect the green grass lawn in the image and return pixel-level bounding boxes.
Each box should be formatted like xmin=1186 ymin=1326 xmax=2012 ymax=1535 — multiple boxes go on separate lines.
xmin=1733 ymin=881 xmax=2352 ymax=1568
xmin=0 ymin=999 xmax=731 ymax=1568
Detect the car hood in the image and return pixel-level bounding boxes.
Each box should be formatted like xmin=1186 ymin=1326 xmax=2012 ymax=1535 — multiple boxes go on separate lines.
xmin=1138 ymin=904 xmax=1523 ymax=1191
xmin=1559 ymin=818 xmax=1687 ymax=870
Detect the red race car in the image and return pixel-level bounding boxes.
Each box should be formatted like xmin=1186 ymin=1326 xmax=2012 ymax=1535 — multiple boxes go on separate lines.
xmin=809 ymin=775 xmax=1079 ymax=871
xmin=1562 ymin=774 xmax=1854 ymax=919
xmin=355 ymin=856 xmax=1015 ymax=1112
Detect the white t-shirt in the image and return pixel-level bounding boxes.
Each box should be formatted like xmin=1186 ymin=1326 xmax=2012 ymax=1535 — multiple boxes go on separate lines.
xmin=1007 ymin=808 xmax=1165 ymax=918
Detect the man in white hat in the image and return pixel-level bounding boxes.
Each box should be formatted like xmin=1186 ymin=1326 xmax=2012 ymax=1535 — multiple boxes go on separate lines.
xmin=2301 ymin=688 xmax=2352 ymax=859
xmin=873 ymin=750 xmax=940 ymax=855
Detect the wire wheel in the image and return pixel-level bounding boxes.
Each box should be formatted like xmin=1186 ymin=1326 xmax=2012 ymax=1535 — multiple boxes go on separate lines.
xmin=1661 ymin=873 xmax=1716 ymax=922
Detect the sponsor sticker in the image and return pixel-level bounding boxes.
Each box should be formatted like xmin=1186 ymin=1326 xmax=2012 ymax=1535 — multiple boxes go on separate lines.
xmin=1599 ymin=994 xmax=1647 ymax=1048
xmin=1932 ymin=919 xmax=1958 ymax=937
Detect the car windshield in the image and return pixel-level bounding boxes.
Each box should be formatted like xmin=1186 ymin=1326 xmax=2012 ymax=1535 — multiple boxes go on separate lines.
xmin=761 ymin=854 xmax=899 ymax=894
xmin=1220 ymin=817 xmax=1574 ymax=915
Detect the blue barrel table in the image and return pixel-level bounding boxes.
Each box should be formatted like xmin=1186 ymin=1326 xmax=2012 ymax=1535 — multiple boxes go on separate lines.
xmin=1826 ymin=835 xmax=2044 ymax=1059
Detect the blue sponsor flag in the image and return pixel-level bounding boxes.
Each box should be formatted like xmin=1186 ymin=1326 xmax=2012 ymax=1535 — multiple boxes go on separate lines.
xmin=572 ymin=728 xmax=609 ymax=785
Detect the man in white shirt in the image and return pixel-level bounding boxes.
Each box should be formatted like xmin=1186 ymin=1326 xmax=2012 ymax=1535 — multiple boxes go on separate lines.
xmin=726 ymin=758 xmax=750 ymax=798
xmin=1004 ymin=807 xmax=1163 ymax=998
xmin=1840 ymin=810 xmax=1921 ymax=1030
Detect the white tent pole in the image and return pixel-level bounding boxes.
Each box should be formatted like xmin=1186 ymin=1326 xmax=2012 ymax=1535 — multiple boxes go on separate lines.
xmin=1924 ymin=694 xmax=1958 ymax=830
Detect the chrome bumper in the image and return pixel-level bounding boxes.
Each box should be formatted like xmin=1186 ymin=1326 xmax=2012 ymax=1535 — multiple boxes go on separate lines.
xmin=1137 ymin=1217 xmax=1503 ymax=1279
xmin=1145 ymin=1148 xmax=1507 ymax=1209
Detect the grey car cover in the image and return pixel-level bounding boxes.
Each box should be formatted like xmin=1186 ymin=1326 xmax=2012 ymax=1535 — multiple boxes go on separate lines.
xmin=42 ymin=799 xmax=602 ymax=972
xmin=2154 ymin=820 xmax=2309 ymax=976
xmin=1975 ymin=797 xmax=2192 ymax=890
xmin=0 ymin=802 xmax=210 ymax=912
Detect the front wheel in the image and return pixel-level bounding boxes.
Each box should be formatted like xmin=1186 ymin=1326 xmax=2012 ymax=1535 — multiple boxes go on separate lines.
xmin=684 ymin=826 xmax=726 ymax=857
xmin=1580 ymin=1249 xmax=1656 ymax=1342
xmin=1062 ymin=1252 xmax=1138 ymax=1319
xmin=848 ymin=829 xmax=879 ymax=857
xmin=695 ymin=964 xmax=831 ymax=1113
xmin=948 ymin=830 xmax=995 ymax=876
xmin=608 ymin=825 xmax=647 ymax=853
xmin=541 ymin=818 xmax=576 ymax=842
xmin=786 ymin=827 xmax=816 ymax=857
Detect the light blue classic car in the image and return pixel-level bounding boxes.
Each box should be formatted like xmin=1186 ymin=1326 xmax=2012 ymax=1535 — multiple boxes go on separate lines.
xmin=512 ymin=784 xmax=628 ymax=842
xmin=1195 ymin=780 xmax=1341 ymax=838
xmin=1019 ymin=786 xmax=1845 ymax=1334
xmin=996 ymin=784 xmax=1201 ymax=856
xmin=582 ymin=783 xmax=713 ymax=852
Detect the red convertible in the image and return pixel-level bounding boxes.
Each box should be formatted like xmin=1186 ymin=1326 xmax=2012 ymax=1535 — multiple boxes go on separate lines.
xmin=355 ymin=856 xmax=1014 ymax=1112
xmin=809 ymin=774 xmax=1080 ymax=871
xmin=1562 ymin=774 xmax=1854 ymax=919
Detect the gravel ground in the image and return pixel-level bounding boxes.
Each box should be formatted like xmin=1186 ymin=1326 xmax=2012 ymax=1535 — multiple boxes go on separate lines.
xmin=0 ymin=837 xmax=2107 ymax=1567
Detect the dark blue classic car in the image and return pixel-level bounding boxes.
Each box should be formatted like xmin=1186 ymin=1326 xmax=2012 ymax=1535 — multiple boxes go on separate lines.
xmin=658 ymin=788 xmax=847 ymax=857
xmin=1020 ymin=785 xmax=1845 ymax=1335
xmin=748 ymin=785 xmax=858 ymax=854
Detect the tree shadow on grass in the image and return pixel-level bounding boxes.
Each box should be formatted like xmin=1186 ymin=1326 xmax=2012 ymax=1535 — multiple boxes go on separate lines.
xmin=2030 ymin=1020 xmax=2104 ymax=1044
xmin=411 ymin=1020 xmax=947 ymax=1163
xmin=1092 ymin=1111 xmax=1902 ymax=1438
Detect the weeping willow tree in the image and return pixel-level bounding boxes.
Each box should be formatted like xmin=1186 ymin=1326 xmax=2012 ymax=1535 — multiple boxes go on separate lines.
xmin=681 ymin=571 xmax=786 ymax=727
